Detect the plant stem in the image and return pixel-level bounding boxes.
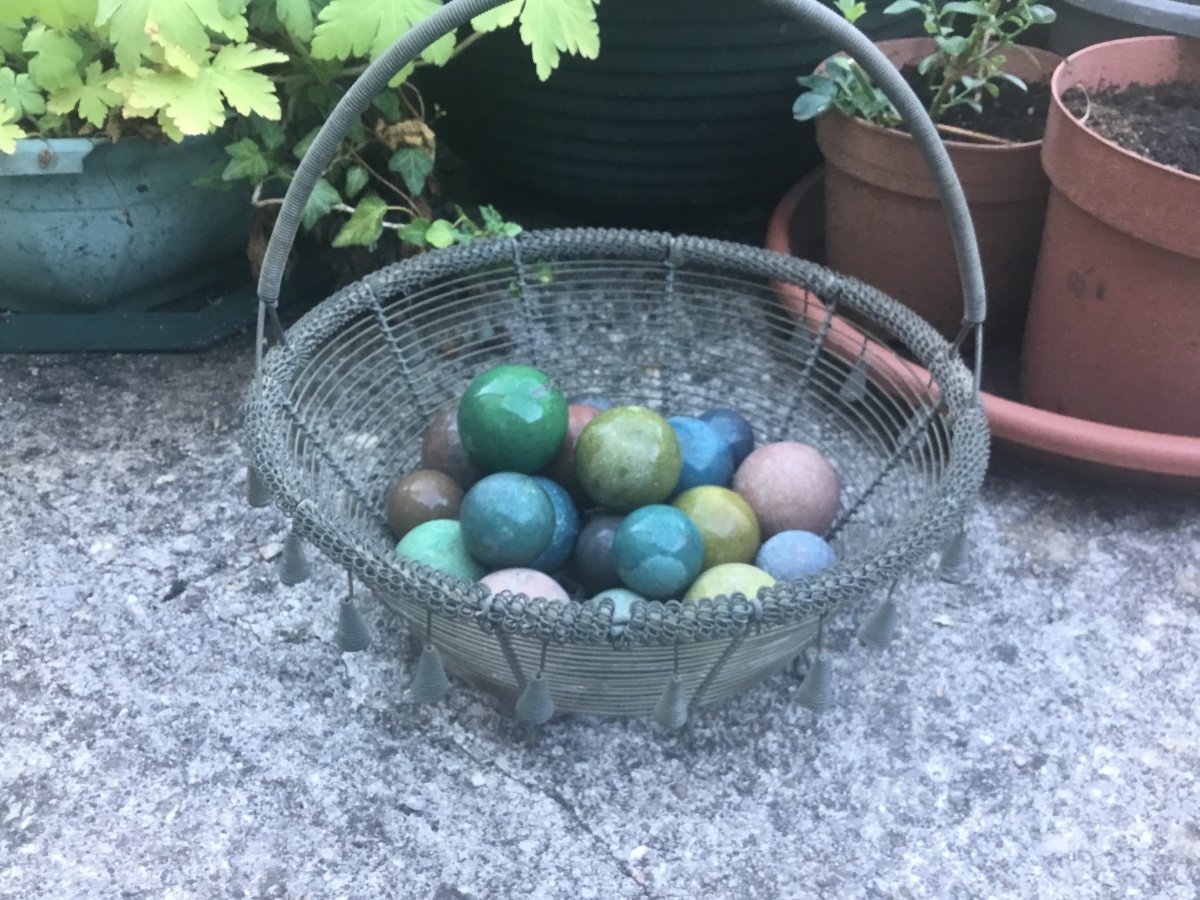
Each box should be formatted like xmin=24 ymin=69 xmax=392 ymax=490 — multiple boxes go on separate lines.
xmin=928 ymin=0 xmax=1003 ymax=122
xmin=348 ymin=149 xmax=422 ymax=217
xmin=935 ymin=121 xmax=1018 ymax=145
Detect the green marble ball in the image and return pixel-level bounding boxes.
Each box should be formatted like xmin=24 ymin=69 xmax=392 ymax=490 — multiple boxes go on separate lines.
xmin=457 ymin=365 xmax=568 ymax=474
xmin=395 ymin=519 xmax=485 ymax=581
xmin=575 ymin=406 xmax=682 ymax=512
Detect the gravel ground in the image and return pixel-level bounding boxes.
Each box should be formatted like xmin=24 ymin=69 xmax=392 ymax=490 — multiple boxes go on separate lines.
xmin=2 ymin=338 xmax=1197 ymax=899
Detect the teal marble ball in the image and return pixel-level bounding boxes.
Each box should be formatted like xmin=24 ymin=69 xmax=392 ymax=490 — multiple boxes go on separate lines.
xmin=576 ymin=406 xmax=682 ymax=512
xmin=395 ymin=520 xmax=485 ymax=581
xmin=611 ymin=505 xmax=704 ymax=599
xmin=457 ymin=365 xmax=568 ymax=474
xmin=459 ymin=472 xmax=555 ymax=569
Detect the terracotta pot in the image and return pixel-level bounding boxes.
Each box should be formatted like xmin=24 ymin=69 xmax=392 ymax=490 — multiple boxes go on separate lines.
xmin=817 ymin=38 xmax=1061 ymax=339
xmin=766 ymin=168 xmax=1200 ymax=487
xmin=1020 ymin=36 xmax=1200 ymax=437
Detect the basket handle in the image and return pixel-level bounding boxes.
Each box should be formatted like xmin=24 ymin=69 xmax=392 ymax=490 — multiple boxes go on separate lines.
xmin=256 ymin=0 xmax=987 ymax=331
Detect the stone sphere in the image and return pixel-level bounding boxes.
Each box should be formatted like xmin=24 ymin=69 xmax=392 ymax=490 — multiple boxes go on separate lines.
xmin=732 ymin=441 xmax=841 ymax=537
xmin=529 ymin=477 xmax=580 ymax=573
xmin=395 ymin=520 xmax=485 ymax=581
xmin=420 ymin=403 xmax=483 ymax=489
xmin=700 ymin=408 xmax=756 ymax=467
xmin=576 ymin=406 xmax=681 ymax=512
xmin=572 ymin=514 xmax=625 ymax=594
xmin=684 ymin=563 xmax=776 ymax=601
xmin=540 ymin=404 xmax=602 ymax=501
xmin=612 ymin=505 xmax=704 ymax=599
xmin=672 ymin=486 xmax=761 ymax=571
xmin=667 ymin=416 xmax=734 ymax=496
xmin=587 ymin=587 xmax=645 ymax=635
xmin=457 ymin=365 xmax=568 ymax=474
xmin=385 ymin=469 xmax=464 ymax=540
xmin=459 ymin=473 xmax=555 ymax=569
xmin=481 ymin=568 xmax=571 ymax=604
xmin=756 ymin=530 xmax=838 ymax=581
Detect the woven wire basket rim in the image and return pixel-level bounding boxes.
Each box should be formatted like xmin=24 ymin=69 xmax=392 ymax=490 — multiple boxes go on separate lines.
xmin=243 ymin=227 xmax=989 ymax=647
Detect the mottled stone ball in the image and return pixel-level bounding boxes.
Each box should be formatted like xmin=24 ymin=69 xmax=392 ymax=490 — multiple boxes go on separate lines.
xmin=395 ymin=520 xmax=485 ymax=581
xmin=529 ymin=477 xmax=580 ymax=573
xmin=459 ymin=473 xmax=555 ymax=569
xmin=672 ymin=486 xmax=761 ymax=570
xmin=481 ymin=568 xmax=571 ymax=604
xmin=684 ymin=563 xmax=776 ymax=601
xmin=457 ymin=365 xmax=568 ymax=474
xmin=668 ymin=416 xmax=734 ymax=496
xmin=700 ymin=408 xmax=756 ymax=467
xmin=756 ymin=530 xmax=838 ymax=581
xmin=587 ymin=587 xmax=645 ymax=635
xmin=385 ymin=469 xmax=463 ymax=540
xmin=420 ymin=404 xmax=483 ymax=489
xmin=576 ymin=406 xmax=681 ymax=512
xmin=612 ymin=505 xmax=704 ymax=599
xmin=572 ymin=514 xmax=625 ymax=594
xmin=732 ymin=441 xmax=841 ymax=537
xmin=541 ymin=404 xmax=602 ymax=501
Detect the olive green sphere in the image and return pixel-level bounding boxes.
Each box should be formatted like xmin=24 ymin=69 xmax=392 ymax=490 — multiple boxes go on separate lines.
xmin=457 ymin=365 xmax=568 ymax=474
xmin=672 ymin=486 xmax=761 ymax=571
xmin=575 ymin=406 xmax=682 ymax=512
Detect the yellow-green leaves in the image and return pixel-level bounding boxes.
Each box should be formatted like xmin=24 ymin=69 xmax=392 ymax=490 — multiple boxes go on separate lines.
xmin=311 ymin=0 xmax=454 ymax=67
xmin=0 ymin=101 xmax=27 ymax=152
xmin=22 ymin=26 xmax=84 ymax=91
xmin=0 ymin=67 xmax=45 ymax=117
xmin=47 ymin=61 xmax=121 ymax=126
xmin=332 ymin=194 xmax=389 ymax=247
xmin=96 ymin=0 xmax=250 ymax=73
xmin=471 ymin=0 xmax=601 ymax=80
xmin=115 ymin=43 xmax=285 ymax=136
xmin=5 ymin=0 xmax=97 ymax=31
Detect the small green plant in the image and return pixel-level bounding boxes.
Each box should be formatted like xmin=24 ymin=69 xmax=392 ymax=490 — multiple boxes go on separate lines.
xmin=0 ymin=0 xmax=603 ymax=255
xmin=794 ymin=0 xmax=1056 ymax=129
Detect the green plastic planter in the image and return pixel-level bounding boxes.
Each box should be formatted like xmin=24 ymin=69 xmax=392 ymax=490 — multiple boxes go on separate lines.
xmin=431 ymin=0 xmax=921 ymax=221
xmin=0 ymin=134 xmax=250 ymax=314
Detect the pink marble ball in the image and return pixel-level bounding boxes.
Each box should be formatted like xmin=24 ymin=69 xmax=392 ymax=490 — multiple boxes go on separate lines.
xmin=480 ymin=568 xmax=571 ymax=603
xmin=732 ymin=441 xmax=841 ymax=537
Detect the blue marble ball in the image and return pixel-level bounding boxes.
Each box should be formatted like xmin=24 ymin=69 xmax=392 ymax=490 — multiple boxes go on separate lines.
xmin=529 ymin=477 xmax=580 ymax=573
xmin=611 ymin=505 xmax=704 ymax=599
xmin=460 ymin=473 xmax=555 ymax=569
xmin=587 ymin=587 xmax=645 ymax=636
xmin=755 ymin=530 xmax=838 ymax=581
xmin=667 ymin=416 xmax=734 ymax=496
xmin=700 ymin=408 xmax=756 ymax=468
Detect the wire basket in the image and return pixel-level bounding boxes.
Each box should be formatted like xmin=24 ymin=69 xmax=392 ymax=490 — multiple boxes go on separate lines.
xmin=241 ymin=0 xmax=991 ymax=726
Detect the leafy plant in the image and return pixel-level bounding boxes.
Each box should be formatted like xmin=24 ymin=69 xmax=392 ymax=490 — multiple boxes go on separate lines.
xmin=794 ymin=0 xmax=1056 ymax=129
xmin=1 ymin=0 xmax=603 ymax=255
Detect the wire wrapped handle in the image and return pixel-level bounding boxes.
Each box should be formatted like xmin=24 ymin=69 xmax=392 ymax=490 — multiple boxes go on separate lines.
xmin=256 ymin=0 xmax=988 ymax=327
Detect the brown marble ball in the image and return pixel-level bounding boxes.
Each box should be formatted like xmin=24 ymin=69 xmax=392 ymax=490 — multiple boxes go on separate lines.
xmin=419 ymin=404 xmax=483 ymax=489
xmin=386 ymin=469 xmax=464 ymax=540
xmin=542 ymin=403 xmax=601 ymax=498
xmin=732 ymin=441 xmax=841 ymax=537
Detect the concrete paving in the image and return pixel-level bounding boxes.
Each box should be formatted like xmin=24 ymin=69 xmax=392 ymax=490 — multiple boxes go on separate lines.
xmin=2 ymin=338 xmax=1198 ymax=899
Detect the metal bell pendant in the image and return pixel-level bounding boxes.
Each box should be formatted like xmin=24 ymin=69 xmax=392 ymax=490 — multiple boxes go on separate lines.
xmin=335 ymin=597 xmax=370 ymax=652
xmin=245 ymin=464 xmax=271 ymax=508
xmin=858 ymin=596 xmax=899 ymax=650
xmin=937 ymin=528 xmax=970 ymax=584
xmin=411 ymin=643 xmax=451 ymax=705
xmin=796 ymin=653 xmax=834 ymax=714
xmin=515 ymin=675 xmax=555 ymax=725
xmin=279 ymin=529 xmax=311 ymax=586
xmin=653 ymin=675 xmax=689 ymax=730
xmin=838 ymin=356 xmax=869 ymax=403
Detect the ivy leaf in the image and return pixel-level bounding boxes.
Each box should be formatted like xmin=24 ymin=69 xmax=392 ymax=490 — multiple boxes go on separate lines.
xmin=371 ymin=92 xmax=402 ymax=122
xmin=424 ymin=218 xmax=455 ymax=249
xmin=22 ymin=26 xmax=84 ymax=92
xmin=251 ymin=115 xmax=286 ymax=150
xmin=221 ymin=136 xmax=269 ymax=182
xmin=387 ymin=145 xmax=432 ymax=195
xmin=117 ymin=43 xmax=286 ymax=135
xmin=311 ymin=0 xmax=456 ymax=69
xmin=4 ymin=0 xmax=96 ymax=31
xmin=517 ymin=0 xmax=600 ymax=81
xmin=302 ymin=176 xmax=340 ymax=229
xmin=275 ymin=0 xmax=314 ymax=41
xmin=292 ymin=124 xmax=319 ymax=159
xmin=0 ymin=101 xmax=26 ymax=153
xmin=332 ymin=194 xmax=388 ymax=247
xmin=0 ymin=68 xmax=46 ymax=117
xmin=397 ymin=216 xmax=429 ymax=246
xmin=344 ymin=164 xmax=368 ymax=198
xmin=96 ymin=0 xmax=249 ymax=73
xmin=46 ymin=62 xmax=121 ymax=127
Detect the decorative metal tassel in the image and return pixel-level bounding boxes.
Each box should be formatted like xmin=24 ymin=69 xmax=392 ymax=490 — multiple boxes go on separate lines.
xmin=937 ymin=528 xmax=970 ymax=584
xmin=278 ymin=528 xmax=311 ymax=586
xmin=412 ymin=643 xmax=450 ymax=705
xmin=245 ymin=464 xmax=271 ymax=508
xmin=335 ymin=575 xmax=370 ymax=653
xmin=858 ymin=583 xmax=900 ymax=650
xmin=796 ymin=616 xmax=834 ymax=713
xmin=515 ymin=643 xmax=555 ymax=725
xmin=838 ymin=356 xmax=869 ymax=404
xmin=654 ymin=675 xmax=689 ymax=730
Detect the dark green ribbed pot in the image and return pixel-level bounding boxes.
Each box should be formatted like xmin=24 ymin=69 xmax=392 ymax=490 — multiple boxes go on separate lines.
xmin=432 ymin=0 xmax=920 ymax=221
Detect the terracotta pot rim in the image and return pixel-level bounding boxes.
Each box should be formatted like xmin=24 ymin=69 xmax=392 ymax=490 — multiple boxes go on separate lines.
xmin=764 ymin=169 xmax=1200 ymax=483
xmin=817 ymin=38 xmax=1061 ymax=151
xmin=1052 ymin=35 xmax=1200 ymax=186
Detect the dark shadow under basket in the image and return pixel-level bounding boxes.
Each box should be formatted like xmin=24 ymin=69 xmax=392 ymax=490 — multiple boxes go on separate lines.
xmin=242 ymin=228 xmax=989 ymax=717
